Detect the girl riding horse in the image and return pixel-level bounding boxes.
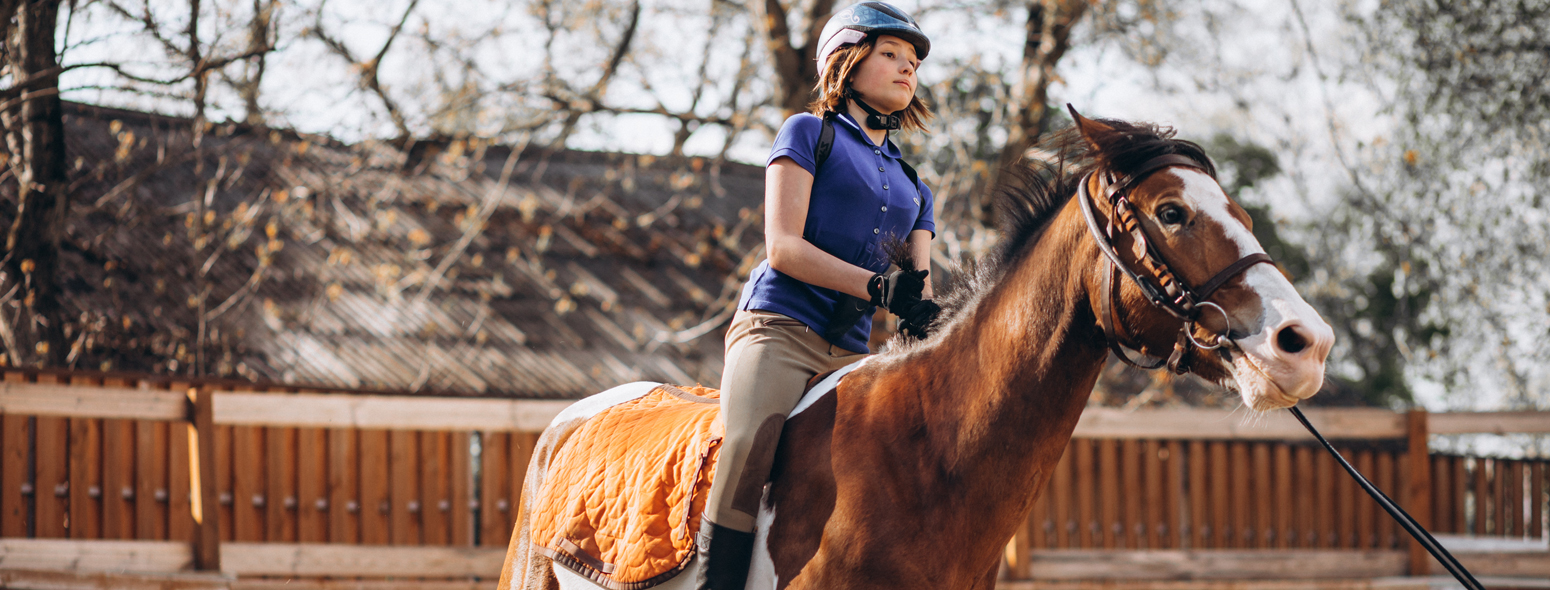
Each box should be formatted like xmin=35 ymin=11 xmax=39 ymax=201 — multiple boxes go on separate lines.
xmin=499 ymin=3 xmax=1336 ymax=588
xmin=698 ymin=3 xmax=940 ymax=589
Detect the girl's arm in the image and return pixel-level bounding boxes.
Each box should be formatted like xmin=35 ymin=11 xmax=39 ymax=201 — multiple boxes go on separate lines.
xmin=764 ymin=157 xmax=875 ymax=300
xmin=908 ymin=228 xmax=933 ymax=299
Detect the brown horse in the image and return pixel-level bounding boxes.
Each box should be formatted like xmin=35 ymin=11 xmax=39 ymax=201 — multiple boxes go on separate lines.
xmin=499 ymin=110 xmax=1334 ymax=590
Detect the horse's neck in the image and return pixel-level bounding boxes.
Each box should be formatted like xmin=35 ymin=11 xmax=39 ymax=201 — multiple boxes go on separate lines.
xmin=908 ymin=202 xmax=1106 ymax=486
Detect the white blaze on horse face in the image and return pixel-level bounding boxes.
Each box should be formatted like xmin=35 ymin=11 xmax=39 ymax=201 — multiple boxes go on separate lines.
xmin=1172 ymin=169 xmax=1335 ymax=410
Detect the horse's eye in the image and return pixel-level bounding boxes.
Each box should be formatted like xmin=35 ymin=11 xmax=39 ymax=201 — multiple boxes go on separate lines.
xmin=1156 ymin=204 xmax=1186 ymax=225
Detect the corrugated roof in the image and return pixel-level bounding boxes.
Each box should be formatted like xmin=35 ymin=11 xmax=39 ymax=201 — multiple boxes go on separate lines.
xmin=42 ymin=102 xmax=770 ymax=398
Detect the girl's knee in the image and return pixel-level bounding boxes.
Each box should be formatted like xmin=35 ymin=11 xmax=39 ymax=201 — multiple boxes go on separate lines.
xmin=721 ymin=413 xmax=786 ymax=451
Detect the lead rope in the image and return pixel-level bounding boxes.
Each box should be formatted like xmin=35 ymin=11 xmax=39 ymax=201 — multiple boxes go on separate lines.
xmin=1287 ymin=407 xmax=1484 ymax=590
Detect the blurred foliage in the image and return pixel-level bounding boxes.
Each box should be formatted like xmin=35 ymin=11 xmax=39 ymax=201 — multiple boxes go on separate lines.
xmin=1212 ymin=129 xmax=1439 ymax=408
xmin=1300 ymin=0 xmax=1550 ymax=408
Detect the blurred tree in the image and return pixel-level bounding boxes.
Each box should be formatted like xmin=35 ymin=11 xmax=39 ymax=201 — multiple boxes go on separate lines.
xmin=0 ymin=0 xmax=69 ymax=367
xmin=899 ymin=0 xmax=1185 ymax=263
xmin=1303 ymin=0 xmax=1550 ymax=407
xmin=229 ymin=0 xmax=279 ymax=125
xmin=752 ymin=0 xmax=834 ymax=119
xmin=98 ymin=0 xmax=283 ymax=375
xmin=99 ymin=0 xmax=277 ymax=137
xmin=1211 ymin=132 xmax=1423 ymax=406
xmin=980 ymin=0 xmax=1089 ymax=225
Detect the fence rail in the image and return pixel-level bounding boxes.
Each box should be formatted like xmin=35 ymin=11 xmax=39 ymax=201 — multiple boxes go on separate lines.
xmin=1015 ymin=439 xmax=1547 ymax=550
xmin=0 ymin=368 xmax=1546 ymax=583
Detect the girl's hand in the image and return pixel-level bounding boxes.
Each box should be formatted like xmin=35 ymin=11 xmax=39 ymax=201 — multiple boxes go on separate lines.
xmin=867 ymin=268 xmax=928 ymax=315
xmin=898 ymin=300 xmax=940 ymax=339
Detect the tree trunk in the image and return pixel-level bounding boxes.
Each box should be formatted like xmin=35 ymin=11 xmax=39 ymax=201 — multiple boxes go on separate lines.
xmin=756 ymin=0 xmax=835 ymax=119
xmin=1 ymin=0 xmax=69 ymax=367
xmin=240 ymin=0 xmax=275 ymax=125
xmin=980 ymin=0 xmax=1089 ymax=224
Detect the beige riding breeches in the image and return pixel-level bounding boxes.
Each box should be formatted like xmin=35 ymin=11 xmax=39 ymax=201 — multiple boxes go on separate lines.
xmin=703 ymin=309 xmax=866 ymax=533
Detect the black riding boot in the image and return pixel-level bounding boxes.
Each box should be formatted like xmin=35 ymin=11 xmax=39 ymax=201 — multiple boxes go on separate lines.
xmin=694 ymin=519 xmax=755 ymax=590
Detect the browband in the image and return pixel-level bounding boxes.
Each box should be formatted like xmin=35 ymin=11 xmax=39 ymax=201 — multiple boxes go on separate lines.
xmin=1107 ymin=154 xmax=1213 ymax=197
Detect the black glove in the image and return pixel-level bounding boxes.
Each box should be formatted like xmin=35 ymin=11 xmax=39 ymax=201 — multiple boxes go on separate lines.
xmin=898 ymin=299 xmax=940 ymax=339
xmin=867 ymin=269 xmax=928 ymax=316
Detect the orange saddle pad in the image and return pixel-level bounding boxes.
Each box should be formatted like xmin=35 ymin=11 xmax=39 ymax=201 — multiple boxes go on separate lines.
xmin=531 ymin=384 xmax=723 ymax=589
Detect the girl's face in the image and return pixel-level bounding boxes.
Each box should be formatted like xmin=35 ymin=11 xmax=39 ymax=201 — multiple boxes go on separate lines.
xmin=850 ymin=35 xmax=918 ymax=113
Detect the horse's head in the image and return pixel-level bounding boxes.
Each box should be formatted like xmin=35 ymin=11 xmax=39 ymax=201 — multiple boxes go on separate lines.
xmin=1068 ymin=108 xmax=1333 ymax=410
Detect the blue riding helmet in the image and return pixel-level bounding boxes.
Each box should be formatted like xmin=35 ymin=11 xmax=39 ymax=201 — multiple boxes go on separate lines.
xmin=816 ymin=2 xmax=931 ymax=71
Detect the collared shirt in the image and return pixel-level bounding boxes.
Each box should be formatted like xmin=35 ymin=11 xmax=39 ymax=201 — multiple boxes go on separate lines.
xmin=737 ymin=112 xmax=936 ymax=354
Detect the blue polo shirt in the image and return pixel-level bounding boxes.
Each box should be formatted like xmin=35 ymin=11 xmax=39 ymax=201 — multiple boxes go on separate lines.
xmin=737 ymin=112 xmax=935 ymax=354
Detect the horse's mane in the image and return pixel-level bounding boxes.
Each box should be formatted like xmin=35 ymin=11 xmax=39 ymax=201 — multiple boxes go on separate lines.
xmin=885 ymin=117 xmax=1215 ymax=351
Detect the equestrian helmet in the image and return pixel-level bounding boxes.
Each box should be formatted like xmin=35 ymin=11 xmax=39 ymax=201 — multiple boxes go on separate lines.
xmin=816 ymin=2 xmax=931 ymax=71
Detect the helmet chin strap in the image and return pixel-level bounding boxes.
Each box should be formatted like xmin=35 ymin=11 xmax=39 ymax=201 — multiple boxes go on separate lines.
xmin=844 ymin=86 xmax=902 ymax=131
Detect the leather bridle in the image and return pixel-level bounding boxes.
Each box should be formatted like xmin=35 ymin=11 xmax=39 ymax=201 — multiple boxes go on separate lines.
xmin=1077 ymin=153 xmax=1275 ymax=374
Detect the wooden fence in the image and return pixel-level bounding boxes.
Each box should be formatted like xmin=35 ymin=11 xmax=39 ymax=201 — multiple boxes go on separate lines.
xmin=0 ymin=368 xmax=1546 ymax=585
xmin=1020 ymin=437 xmax=1546 ymax=551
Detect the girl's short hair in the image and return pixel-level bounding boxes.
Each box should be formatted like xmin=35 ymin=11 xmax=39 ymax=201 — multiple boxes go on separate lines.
xmin=808 ymin=36 xmax=932 ymax=132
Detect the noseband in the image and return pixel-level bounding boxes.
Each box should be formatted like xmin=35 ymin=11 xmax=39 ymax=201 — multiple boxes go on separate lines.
xmin=1077 ymin=154 xmax=1275 ymax=373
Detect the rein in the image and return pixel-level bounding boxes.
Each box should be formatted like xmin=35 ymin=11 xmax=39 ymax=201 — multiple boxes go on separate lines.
xmin=1078 ymin=154 xmax=1274 ymax=373
xmin=1290 ymin=407 xmax=1484 ymax=590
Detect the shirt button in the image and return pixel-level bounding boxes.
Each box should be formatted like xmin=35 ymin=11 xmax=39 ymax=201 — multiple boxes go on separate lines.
xmin=874 ymin=150 xmax=880 ymax=155
xmin=881 ymin=206 xmax=888 ymax=212
xmin=878 ymin=166 xmax=885 ymax=172
xmin=913 ymin=198 xmax=920 ymax=205
xmin=873 ymin=228 xmax=880 ymax=234
xmin=883 ymin=185 xmax=889 ymax=190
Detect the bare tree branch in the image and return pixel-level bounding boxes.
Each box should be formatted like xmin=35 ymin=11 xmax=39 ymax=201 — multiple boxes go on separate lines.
xmin=0 ymin=86 xmax=58 ymax=114
xmin=411 ymin=134 xmax=528 ymax=307
xmin=551 ymin=0 xmax=641 ymax=146
xmin=97 ymin=0 xmax=278 ymax=123
xmin=101 ymin=0 xmax=181 ymax=57
xmin=309 ymin=0 xmax=421 ymax=140
xmin=715 ymin=22 xmax=762 ymax=162
xmin=669 ymin=0 xmax=730 ymax=155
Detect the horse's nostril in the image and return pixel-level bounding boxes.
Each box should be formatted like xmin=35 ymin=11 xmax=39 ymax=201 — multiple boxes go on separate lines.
xmin=1276 ymin=325 xmax=1309 ymax=355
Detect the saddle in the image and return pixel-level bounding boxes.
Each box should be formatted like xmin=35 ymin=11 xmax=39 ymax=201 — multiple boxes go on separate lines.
xmin=529 ymin=384 xmax=723 ymax=589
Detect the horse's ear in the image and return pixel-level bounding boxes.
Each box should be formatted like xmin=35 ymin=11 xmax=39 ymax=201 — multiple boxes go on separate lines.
xmin=1066 ymin=104 xmax=1114 ymax=150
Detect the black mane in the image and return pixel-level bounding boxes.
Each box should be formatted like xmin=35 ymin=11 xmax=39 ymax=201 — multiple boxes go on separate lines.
xmin=889 ymin=117 xmax=1215 ymax=348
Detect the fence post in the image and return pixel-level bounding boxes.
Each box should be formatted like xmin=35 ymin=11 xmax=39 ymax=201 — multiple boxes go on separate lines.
xmin=1406 ymin=409 xmax=1431 ymax=576
xmin=187 ymin=386 xmax=221 ymax=570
